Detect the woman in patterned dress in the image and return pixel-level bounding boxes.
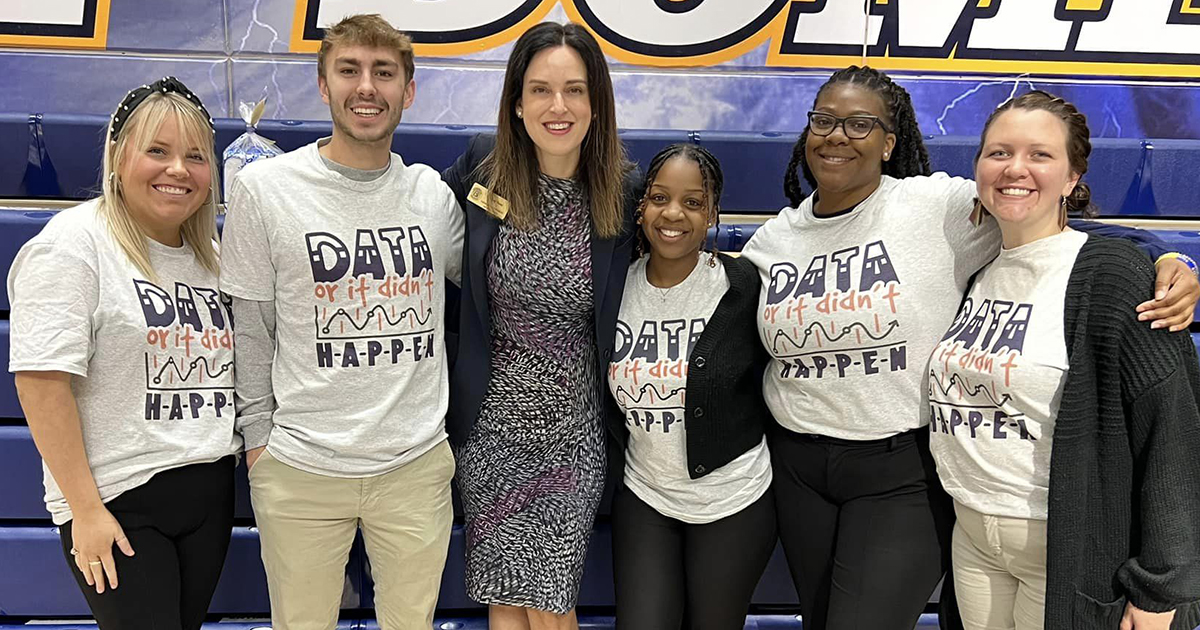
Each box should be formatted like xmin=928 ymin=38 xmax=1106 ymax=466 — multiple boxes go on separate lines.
xmin=441 ymin=22 xmax=640 ymax=630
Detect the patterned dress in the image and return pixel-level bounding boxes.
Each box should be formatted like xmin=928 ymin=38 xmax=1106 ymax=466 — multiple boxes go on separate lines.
xmin=457 ymin=174 xmax=605 ymax=613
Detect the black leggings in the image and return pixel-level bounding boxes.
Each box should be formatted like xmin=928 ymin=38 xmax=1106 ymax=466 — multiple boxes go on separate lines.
xmin=770 ymin=427 xmax=956 ymax=630
xmin=612 ymin=484 xmax=777 ymax=630
xmin=59 ymin=457 xmax=235 ymax=630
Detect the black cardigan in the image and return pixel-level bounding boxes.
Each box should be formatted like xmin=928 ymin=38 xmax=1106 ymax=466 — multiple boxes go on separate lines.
xmin=440 ymin=134 xmax=642 ymax=446
xmin=606 ymin=254 xmax=771 ymax=481
xmin=1041 ymin=235 xmax=1200 ymax=629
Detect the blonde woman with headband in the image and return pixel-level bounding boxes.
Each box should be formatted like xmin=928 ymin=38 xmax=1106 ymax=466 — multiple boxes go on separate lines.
xmin=8 ymin=77 xmax=239 ymax=630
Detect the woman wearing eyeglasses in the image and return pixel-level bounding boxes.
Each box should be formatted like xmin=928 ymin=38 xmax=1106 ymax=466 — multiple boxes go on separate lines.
xmin=740 ymin=66 xmax=1199 ymax=630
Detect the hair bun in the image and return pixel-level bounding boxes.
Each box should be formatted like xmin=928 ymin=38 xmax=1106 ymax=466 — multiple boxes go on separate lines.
xmin=1066 ymin=181 xmax=1096 ymax=218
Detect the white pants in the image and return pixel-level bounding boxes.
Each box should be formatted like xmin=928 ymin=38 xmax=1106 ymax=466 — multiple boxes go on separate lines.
xmin=952 ymin=501 xmax=1048 ymax=630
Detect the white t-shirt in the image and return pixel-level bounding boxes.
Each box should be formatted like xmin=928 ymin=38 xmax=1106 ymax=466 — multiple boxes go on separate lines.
xmin=929 ymin=229 xmax=1086 ymax=520
xmin=8 ymin=200 xmax=241 ymax=524
xmin=220 ymin=141 xmax=465 ymax=477
xmin=741 ymin=174 xmax=1000 ymax=440
xmin=609 ymin=257 xmax=772 ymax=524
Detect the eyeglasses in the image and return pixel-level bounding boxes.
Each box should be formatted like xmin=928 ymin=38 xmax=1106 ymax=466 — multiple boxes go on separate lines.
xmin=807 ymin=112 xmax=892 ymax=139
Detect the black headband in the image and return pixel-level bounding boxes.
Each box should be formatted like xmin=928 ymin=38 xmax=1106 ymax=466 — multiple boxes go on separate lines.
xmin=110 ymin=76 xmax=215 ymax=142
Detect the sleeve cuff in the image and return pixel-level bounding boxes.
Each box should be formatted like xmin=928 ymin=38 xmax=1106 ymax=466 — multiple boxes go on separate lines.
xmin=238 ymin=418 xmax=273 ymax=451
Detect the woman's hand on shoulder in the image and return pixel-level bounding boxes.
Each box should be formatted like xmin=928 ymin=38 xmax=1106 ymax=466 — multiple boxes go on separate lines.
xmin=1137 ymin=257 xmax=1200 ymax=332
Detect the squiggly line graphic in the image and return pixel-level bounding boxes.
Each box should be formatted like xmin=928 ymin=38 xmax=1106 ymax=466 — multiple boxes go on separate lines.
xmin=320 ymin=305 xmax=432 ymax=333
xmin=150 ymin=356 xmax=233 ymax=385
xmin=614 ymin=383 xmax=686 ymax=408
xmin=773 ymin=319 xmax=900 ymax=353
xmin=928 ymin=370 xmax=1013 ymax=408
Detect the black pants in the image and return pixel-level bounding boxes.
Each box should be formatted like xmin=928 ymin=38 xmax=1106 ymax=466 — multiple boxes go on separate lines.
xmin=612 ymin=484 xmax=777 ymax=630
xmin=770 ymin=427 xmax=956 ymax=630
xmin=59 ymin=457 xmax=236 ymax=630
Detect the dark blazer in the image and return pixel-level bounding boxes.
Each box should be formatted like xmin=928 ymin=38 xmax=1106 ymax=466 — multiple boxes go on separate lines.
xmin=606 ymin=254 xmax=771 ymax=481
xmin=440 ymin=134 xmax=642 ymax=446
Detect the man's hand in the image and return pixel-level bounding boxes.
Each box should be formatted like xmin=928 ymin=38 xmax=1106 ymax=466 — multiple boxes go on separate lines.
xmin=246 ymin=446 xmax=266 ymax=471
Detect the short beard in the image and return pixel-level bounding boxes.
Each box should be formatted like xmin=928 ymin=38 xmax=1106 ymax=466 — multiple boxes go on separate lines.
xmin=332 ymin=106 xmax=403 ymax=145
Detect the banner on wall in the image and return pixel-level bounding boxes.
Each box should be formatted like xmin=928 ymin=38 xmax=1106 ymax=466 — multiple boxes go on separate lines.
xmin=0 ymin=0 xmax=110 ymax=48
xmin=291 ymin=0 xmax=1200 ymax=79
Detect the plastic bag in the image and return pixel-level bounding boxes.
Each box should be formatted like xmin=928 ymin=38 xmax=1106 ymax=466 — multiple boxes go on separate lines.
xmin=222 ymin=97 xmax=283 ymax=199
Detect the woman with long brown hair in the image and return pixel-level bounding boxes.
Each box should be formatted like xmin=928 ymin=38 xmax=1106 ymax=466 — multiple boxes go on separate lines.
xmin=441 ymin=21 xmax=639 ymax=630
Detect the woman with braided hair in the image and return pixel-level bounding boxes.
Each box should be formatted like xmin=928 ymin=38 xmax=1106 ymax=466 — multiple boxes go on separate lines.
xmin=606 ymin=143 xmax=775 ymax=629
xmin=740 ymin=65 xmax=1200 ymax=630
xmin=931 ymin=91 xmax=1200 ymax=630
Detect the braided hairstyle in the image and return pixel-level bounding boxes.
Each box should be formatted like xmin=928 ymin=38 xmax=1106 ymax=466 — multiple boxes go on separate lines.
xmin=973 ymin=90 xmax=1096 ymax=219
xmin=635 ymin=143 xmax=725 ymax=263
xmin=783 ymin=65 xmax=931 ymax=206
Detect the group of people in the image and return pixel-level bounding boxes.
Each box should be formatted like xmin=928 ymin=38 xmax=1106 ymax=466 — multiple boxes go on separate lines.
xmin=9 ymin=12 xmax=1200 ymax=630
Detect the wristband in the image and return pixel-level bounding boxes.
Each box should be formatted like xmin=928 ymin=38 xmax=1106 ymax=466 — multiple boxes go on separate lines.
xmin=1156 ymin=252 xmax=1200 ymax=278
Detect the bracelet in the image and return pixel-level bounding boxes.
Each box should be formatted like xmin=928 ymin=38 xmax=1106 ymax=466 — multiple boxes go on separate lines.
xmin=1156 ymin=252 xmax=1200 ymax=278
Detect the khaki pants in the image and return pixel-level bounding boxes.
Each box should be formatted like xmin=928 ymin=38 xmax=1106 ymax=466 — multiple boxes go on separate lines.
xmin=952 ymin=501 xmax=1048 ymax=630
xmin=249 ymin=440 xmax=455 ymax=630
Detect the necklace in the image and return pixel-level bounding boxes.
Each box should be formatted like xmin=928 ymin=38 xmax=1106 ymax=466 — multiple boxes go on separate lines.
xmin=646 ymin=253 xmax=701 ymax=300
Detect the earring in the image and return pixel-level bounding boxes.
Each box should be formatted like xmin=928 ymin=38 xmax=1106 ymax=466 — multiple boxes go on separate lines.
xmin=1059 ymin=195 xmax=1068 ymax=230
xmin=969 ymin=199 xmax=987 ymax=226
xmin=516 ymin=108 xmax=523 ymax=119
xmin=883 ymin=152 xmax=890 ymax=160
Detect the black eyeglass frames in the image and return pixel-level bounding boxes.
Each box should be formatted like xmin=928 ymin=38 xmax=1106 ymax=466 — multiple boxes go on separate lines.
xmin=806 ymin=111 xmax=892 ymax=139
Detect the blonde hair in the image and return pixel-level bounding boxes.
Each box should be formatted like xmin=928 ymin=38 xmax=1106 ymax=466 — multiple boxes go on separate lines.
xmin=318 ymin=14 xmax=415 ymax=82
xmin=100 ymin=91 xmax=220 ymax=281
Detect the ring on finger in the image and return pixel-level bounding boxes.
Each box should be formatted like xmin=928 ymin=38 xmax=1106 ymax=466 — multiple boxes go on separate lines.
xmin=88 ymin=560 xmax=102 ymax=566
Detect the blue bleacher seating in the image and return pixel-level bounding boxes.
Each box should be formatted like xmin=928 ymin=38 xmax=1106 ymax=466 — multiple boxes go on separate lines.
xmin=0 ymin=526 xmax=273 ymax=616
xmin=4 ymin=113 xmax=1200 ymax=216
xmin=0 ymin=211 xmax=61 ymax=310
xmin=619 ymin=128 xmax=692 ymax=173
xmin=0 ymin=425 xmax=46 ymax=519
xmin=0 ymin=113 xmax=29 ymax=197
xmin=694 ymin=131 xmax=799 ymax=213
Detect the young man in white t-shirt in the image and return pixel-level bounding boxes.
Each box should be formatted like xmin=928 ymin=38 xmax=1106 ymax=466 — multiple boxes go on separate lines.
xmin=219 ymin=15 xmax=464 ymax=630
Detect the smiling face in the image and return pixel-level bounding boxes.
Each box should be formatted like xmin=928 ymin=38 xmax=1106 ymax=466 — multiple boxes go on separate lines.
xmin=976 ymin=108 xmax=1080 ymax=238
xmin=319 ymin=43 xmax=414 ymax=147
xmin=805 ymin=83 xmax=897 ymax=205
xmin=119 ymin=115 xmax=212 ymax=245
xmin=518 ymin=45 xmax=591 ymax=177
xmin=642 ymin=156 xmax=713 ymax=264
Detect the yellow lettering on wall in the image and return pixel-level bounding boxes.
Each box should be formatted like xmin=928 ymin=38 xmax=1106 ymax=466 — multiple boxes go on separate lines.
xmin=1063 ymin=0 xmax=1105 ymax=10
